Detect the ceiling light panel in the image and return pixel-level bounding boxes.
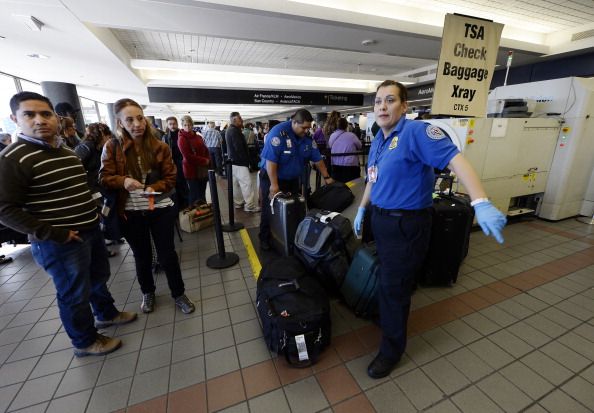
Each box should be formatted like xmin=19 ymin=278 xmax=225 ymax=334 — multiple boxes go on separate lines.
xmin=112 ymin=29 xmax=434 ymax=77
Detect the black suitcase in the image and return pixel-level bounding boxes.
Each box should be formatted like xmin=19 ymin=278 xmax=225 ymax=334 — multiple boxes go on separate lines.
xmin=418 ymin=193 xmax=474 ymax=286
xmin=340 ymin=244 xmax=380 ymax=318
xmin=256 ymin=256 xmax=331 ymax=367
xmin=308 ymin=182 xmax=354 ymax=212
xmin=270 ymin=192 xmax=306 ymax=256
xmin=294 ymin=209 xmax=358 ymax=294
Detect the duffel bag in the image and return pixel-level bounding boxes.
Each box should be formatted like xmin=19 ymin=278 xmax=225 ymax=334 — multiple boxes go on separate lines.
xmin=294 ymin=209 xmax=357 ymax=294
xmin=308 ymin=182 xmax=354 ymax=212
xmin=256 ymin=256 xmax=331 ymax=367
xmin=179 ymin=203 xmax=214 ymax=233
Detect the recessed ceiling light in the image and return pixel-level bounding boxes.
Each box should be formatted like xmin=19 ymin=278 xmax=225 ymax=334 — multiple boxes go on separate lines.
xmin=361 ymin=39 xmax=377 ymax=46
xmin=26 ymin=53 xmax=49 ymax=59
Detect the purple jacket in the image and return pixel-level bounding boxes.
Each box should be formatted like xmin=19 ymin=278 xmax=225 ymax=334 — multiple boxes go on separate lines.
xmin=328 ymin=129 xmax=361 ymax=166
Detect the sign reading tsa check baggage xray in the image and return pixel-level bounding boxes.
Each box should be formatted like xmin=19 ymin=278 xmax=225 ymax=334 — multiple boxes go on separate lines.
xmin=432 ymin=14 xmax=503 ymax=117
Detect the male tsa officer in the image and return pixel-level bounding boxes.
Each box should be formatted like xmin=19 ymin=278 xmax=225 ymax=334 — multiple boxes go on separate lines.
xmin=258 ymin=109 xmax=333 ymax=251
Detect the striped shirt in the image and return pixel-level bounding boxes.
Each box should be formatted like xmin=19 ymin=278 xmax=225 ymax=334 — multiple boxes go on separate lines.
xmin=124 ymin=156 xmax=173 ymax=211
xmin=0 ymin=137 xmax=99 ymax=242
xmin=202 ymin=127 xmax=222 ymax=148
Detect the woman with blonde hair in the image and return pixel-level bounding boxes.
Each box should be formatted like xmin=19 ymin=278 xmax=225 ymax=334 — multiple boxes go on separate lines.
xmin=178 ymin=115 xmax=210 ymax=205
xmin=99 ymin=98 xmax=195 ymax=314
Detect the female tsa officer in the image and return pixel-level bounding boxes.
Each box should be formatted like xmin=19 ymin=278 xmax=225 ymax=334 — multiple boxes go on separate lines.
xmin=354 ymin=80 xmax=506 ymax=379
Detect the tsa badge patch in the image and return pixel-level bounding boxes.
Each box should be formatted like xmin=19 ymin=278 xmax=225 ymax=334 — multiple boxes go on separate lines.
xmin=426 ymin=125 xmax=446 ymax=140
xmin=312 ymin=140 xmax=317 ymax=149
xmin=271 ymin=136 xmax=281 ymax=146
xmin=388 ymin=136 xmax=399 ymax=150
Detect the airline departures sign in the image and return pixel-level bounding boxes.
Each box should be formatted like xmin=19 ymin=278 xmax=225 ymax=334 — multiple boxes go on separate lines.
xmin=432 ymin=14 xmax=503 ymax=117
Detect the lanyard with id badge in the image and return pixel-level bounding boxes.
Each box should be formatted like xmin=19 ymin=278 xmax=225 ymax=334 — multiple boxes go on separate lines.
xmin=368 ymin=133 xmax=392 ymax=183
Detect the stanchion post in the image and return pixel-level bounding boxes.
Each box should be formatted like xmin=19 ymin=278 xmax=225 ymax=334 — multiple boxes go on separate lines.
xmin=206 ymin=170 xmax=239 ymax=269
xmin=222 ymin=159 xmax=244 ymax=232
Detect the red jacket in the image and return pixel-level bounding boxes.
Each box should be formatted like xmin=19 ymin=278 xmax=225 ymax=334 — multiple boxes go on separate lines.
xmin=178 ymin=129 xmax=210 ymax=179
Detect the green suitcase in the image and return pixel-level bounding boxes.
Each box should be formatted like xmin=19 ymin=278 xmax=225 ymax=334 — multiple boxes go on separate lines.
xmin=340 ymin=244 xmax=379 ymax=318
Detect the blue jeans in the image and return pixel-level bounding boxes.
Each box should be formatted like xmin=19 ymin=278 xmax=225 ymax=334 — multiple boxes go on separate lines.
xmin=31 ymin=227 xmax=118 ymax=348
xmin=371 ymin=209 xmax=432 ymax=361
xmin=121 ymin=206 xmax=185 ymax=298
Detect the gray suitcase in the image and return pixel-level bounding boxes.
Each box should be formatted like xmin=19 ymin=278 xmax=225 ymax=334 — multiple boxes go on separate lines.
xmin=270 ymin=192 xmax=306 ymax=256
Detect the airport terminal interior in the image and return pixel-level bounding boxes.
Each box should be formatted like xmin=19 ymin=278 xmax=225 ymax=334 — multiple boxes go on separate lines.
xmin=1 ymin=0 xmax=594 ymax=412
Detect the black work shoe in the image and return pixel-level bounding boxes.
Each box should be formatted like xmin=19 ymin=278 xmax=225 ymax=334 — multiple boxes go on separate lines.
xmin=174 ymin=294 xmax=196 ymax=314
xmin=260 ymin=239 xmax=271 ymax=251
xmin=367 ymin=354 xmax=400 ymax=379
xmin=141 ymin=292 xmax=156 ymax=313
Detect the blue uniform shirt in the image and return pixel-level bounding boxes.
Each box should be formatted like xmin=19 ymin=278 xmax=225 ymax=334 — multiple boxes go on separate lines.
xmin=260 ymin=120 xmax=322 ymax=180
xmin=367 ymin=117 xmax=459 ymax=210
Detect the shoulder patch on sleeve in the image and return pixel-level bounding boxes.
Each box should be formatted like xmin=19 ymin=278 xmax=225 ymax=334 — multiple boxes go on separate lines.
xmin=271 ymin=136 xmax=281 ymax=147
xmin=312 ymin=140 xmax=317 ymax=149
xmin=426 ymin=125 xmax=446 ymax=140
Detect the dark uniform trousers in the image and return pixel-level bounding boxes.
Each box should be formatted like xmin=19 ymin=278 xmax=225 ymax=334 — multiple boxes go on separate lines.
xmin=371 ymin=207 xmax=432 ymax=361
xmin=258 ymin=169 xmax=300 ymax=243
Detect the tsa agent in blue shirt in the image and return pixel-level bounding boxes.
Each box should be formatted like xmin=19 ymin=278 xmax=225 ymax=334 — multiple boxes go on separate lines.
xmin=258 ymin=109 xmax=333 ymax=251
xmin=354 ymin=80 xmax=507 ymax=379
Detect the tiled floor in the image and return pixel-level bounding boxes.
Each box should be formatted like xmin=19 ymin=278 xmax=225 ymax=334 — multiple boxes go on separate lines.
xmin=0 ymin=178 xmax=593 ymax=412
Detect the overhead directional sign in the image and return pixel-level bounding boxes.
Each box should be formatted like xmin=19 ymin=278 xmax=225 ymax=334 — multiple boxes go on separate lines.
xmin=148 ymin=87 xmax=364 ymax=106
xmin=432 ymin=14 xmax=503 ymax=117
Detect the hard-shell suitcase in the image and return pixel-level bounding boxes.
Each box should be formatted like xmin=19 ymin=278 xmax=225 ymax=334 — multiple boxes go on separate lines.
xmin=418 ymin=194 xmax=474 ymax=286
xmin=270 ymin=192 xmax=306 ymax=256
xmin=308 ymin=182 xmax=354 ymax=212
xmin=294 ymin=209 xmax=357 ymax=294
xmin=256 ymin=256 xmax=331 ymax=367
xmin=340 ymin=244 xmax=380 ymax=318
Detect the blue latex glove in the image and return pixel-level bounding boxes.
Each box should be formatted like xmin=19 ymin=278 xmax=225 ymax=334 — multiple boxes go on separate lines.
xmin=473 ymin=201 xmax=507 ymax=244
xmin=354 ymin=207 xmax=365 ymax=238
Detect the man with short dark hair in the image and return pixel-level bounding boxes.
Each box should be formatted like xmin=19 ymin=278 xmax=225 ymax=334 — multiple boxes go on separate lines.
xmin=226 ymin=112 xmax=260 ymax=212
xmin=0 ymin=92 xmax=136 ymax=357
xmin=258 ymin=109 xmax=333 ymax=250
xmin=162 ymin=116 xmax=189 ymax=209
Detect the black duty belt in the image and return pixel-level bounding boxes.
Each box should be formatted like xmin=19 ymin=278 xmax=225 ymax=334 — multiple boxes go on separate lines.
xmin=371 ymin=205 xmax=431 ymax=217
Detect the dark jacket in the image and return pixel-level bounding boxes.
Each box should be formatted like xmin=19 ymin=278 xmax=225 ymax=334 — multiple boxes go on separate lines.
xmin=225 ymin=124 xmax=250 ymax=167
xmin=99 ymin=135 xmax=177 ymax=217
xmin=162 ymin=129 xmax=183 ymax=166
xmin=74 ymin=140 xmax=102 ymax=194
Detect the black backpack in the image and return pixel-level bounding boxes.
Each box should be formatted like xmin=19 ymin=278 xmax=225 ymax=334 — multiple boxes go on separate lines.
xmin=307 ymin=182 xmax=354 ymax=212
xmin=256 ymin=257 xmax=331 ymax=367
xmin=294 ymin=210 xmax=358 ymax=294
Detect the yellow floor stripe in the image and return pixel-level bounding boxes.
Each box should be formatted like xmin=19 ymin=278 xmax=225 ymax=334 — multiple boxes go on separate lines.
xmin=240 ymin=228 xmax=262 ymax=279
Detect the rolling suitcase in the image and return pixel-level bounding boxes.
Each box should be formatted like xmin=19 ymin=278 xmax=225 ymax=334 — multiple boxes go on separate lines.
xmin=418 ymin=193 xmax=474 ymax=286
xmin=307 ymin=182 xmax=354 ymax=212
xmin=270 ymin=192 xmax=306 ymax=256
xmin=340 ymin=244 xmax=380 ymax=318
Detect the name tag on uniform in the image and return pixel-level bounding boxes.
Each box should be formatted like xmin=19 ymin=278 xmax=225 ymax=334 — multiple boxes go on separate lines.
xmin=368 ymin=165 xmax=378 ymax=183
xmin=283 ymin=150 xmax=291 ymax=154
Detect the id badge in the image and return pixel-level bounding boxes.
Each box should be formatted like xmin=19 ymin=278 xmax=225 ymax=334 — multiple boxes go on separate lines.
xmin=368 ymin=165 xmax=378 ymax=183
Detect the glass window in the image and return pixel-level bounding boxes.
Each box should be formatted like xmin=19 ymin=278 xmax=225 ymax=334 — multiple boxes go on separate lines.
xmin=0 ymin=74 xmax=18 ymax=135
xmin=97 ymin=102 xmax=109 ymax=125
xmin=80 ymin=97 xmax=98 ymax=124
xmin=19 ymin=79 xmax=43 ymax=95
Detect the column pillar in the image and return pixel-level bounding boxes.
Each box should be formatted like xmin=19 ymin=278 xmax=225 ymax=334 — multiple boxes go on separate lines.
xmin=106 ymin=103 xmax=117 ymax=133
xmin=40 ymin=81 xmax=85 ymax=134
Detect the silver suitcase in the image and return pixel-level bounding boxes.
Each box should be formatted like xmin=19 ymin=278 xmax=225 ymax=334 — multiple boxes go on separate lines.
xmin=270 ymin=193 xmax=306 ymax=256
